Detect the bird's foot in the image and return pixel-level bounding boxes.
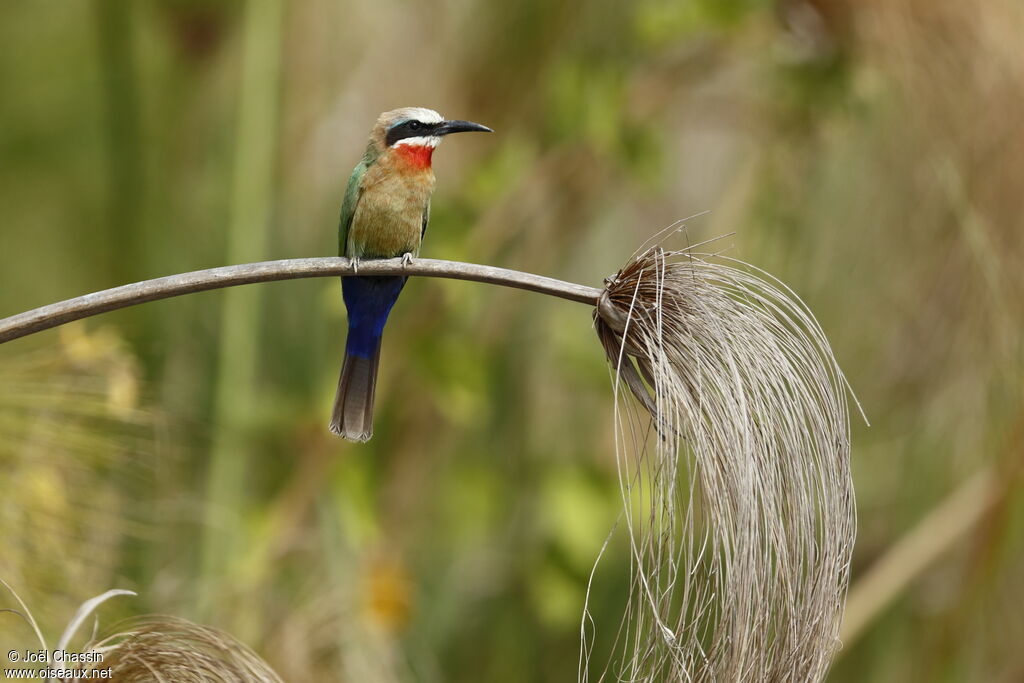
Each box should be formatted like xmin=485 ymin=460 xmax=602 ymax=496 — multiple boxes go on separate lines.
xmin=351 ymin=257 xmax=360 ymax=274
xmin=401 ymin=252 xmax=414 ymax=267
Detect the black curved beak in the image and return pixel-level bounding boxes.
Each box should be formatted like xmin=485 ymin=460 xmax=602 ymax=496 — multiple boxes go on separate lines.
xmin=437 ymin=120 xmax=493 ymax=136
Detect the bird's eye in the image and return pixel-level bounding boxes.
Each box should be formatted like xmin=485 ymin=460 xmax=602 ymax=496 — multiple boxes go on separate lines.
xmin=408 ymin=121 xmax=423 ymax=131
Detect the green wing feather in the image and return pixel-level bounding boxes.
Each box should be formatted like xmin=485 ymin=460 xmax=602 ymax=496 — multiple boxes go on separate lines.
xmin=338 ymin=160 xmax=368 ymax=256
xmin=421 ymin=198 xmax=431 ymax=240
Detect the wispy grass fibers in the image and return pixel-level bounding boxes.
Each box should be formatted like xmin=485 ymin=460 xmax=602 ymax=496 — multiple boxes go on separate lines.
xmin=587 ymin=244 xmax=859 ymax=682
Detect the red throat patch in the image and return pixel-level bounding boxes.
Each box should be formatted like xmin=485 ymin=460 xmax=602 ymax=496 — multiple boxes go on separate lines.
xmin=395 ymin=144 xmax=434 ymax=169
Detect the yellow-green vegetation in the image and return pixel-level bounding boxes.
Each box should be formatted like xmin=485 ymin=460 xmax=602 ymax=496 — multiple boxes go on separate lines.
xmin=1 ymin=1 xmax=1021 ymax=681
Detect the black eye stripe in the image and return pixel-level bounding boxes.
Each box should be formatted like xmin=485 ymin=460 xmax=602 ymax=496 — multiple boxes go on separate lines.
xmin=386 ymin=120 xmax=439 ymax=146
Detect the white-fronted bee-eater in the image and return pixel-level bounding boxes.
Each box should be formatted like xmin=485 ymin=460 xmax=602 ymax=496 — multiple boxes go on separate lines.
xmin=330 ymin=107 xmax=492 ymax=441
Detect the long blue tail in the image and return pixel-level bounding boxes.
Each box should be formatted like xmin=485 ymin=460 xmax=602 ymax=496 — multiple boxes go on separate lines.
xmin=330 ymin=275 xmax=407 ymax=441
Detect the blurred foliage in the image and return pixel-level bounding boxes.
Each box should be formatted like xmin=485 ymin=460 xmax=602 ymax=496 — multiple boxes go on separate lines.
xmin=1 ymin=0 xmax=1022 ymax=681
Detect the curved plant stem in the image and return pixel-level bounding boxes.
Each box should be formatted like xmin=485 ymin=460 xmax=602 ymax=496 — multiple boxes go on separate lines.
xmin=0 ymin=257 xmax=603 ymax=344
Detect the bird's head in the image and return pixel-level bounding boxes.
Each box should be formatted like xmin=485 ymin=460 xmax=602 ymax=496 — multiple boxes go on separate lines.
xmin=368 ymin=107 xmax=491 ymax=168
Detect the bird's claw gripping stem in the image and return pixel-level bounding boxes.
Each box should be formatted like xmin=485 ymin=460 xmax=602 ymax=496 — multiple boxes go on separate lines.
xmin=401 ymin=253 xmax=414 ymax=267
xmin=351 ymin=257 xmax=360 ymax=274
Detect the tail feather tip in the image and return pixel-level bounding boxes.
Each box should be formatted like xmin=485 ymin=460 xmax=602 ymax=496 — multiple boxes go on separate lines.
xmin=329 ymin=419 xmax=372 ymax=443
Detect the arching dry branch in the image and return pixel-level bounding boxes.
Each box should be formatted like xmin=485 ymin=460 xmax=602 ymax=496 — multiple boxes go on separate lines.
xmin=0 ymin=257 xmax=601 ymax=344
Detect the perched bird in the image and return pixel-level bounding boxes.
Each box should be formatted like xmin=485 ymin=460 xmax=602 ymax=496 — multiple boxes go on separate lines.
xmin=330 ymin=107 xmax=491 ymax=441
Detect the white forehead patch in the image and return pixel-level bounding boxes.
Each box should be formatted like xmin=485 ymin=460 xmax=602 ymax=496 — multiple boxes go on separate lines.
xmin=395 ymin=107 xmax=444 ymax=125
xmin=394 ymin=135 xmax=441 ymax=148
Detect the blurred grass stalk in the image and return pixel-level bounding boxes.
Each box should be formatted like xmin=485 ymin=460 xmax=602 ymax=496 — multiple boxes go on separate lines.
xmin=841 ymin=431 xmax=1024 ymax=650
xmin=840 ymin=467 xmax=999 ymax=646
xmin=93 ymin=0 xmax=143 ymax=284
xmin=200 ymin=0 xmax=283 ymax=620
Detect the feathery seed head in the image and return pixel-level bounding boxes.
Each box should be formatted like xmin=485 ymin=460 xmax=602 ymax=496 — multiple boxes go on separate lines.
xmin=587 ymin=242 xmax=859 ymax=682
xmin=88 ymin=616 xmax=285 ymax=682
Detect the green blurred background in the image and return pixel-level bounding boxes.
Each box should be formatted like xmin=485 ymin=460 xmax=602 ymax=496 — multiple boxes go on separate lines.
xmin=1 ymin=0 xmax=1022 ymax=680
